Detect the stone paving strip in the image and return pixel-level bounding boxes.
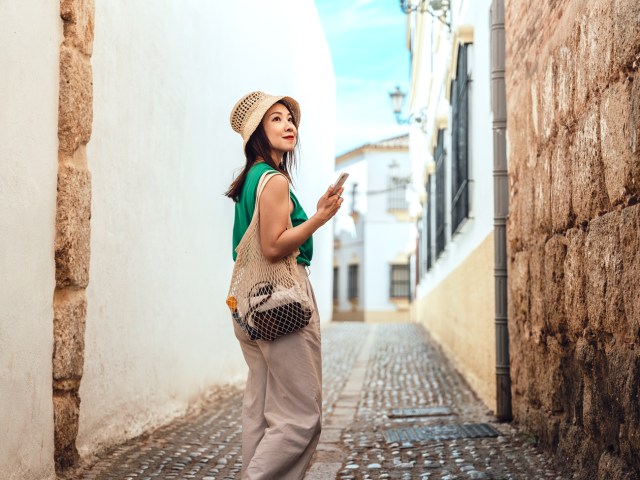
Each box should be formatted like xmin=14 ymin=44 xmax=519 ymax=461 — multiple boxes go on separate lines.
xmin=63 ymin=322 xmax=574 ymax=479
xmin=333 ymin=323 xmax=574 ymax=480
xmin=63 ymin=323 xmax=366 ymax=479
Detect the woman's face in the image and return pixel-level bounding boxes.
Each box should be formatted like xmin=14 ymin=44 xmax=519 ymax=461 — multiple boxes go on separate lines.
xmin=261 ymin=102 xmax=297 ymax=158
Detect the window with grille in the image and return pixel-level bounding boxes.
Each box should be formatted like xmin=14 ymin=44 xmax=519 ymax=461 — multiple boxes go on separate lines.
xmin=348 ymin=264 xmax=359 ymax=300
xmin=435 ymin=129 xmax=446 ymax=257
xmin=425 ymin=174 xmax=433 ymax=271
xmin=390 ymin=264 xmax=410 ymax=299
xmin=451 ymin=43 xmax=470 ymax=234
xmin=418 ymin=222 xmax=424 ymax=279
xmin=333 ymin=267 xmax=338 ymax=301
xmin=387 ymin=179 xmax=409 ymax=211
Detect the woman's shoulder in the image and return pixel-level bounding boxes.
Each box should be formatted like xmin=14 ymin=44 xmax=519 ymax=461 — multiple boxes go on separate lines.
xmin=241 ymin=163 xmax=276 ymax=201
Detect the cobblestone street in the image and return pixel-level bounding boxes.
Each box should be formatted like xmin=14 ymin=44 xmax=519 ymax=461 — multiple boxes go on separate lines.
xmin=65 ymin=323 xmax=574 ymax=480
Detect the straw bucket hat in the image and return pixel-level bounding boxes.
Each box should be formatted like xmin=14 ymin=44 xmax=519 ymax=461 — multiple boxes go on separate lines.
xmin=230 ymin=91 xmax=301 ymax=149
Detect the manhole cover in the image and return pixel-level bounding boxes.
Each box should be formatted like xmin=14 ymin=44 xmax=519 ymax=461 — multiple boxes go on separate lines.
xmin=383 ymin=423 xmax=501 ymax=443
xmin=388 ymin=406 xmax=453 ymax=418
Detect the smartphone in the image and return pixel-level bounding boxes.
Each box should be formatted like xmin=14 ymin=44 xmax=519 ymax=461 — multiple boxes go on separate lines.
xmin=331 ymin=172 xmax=349 ymax=194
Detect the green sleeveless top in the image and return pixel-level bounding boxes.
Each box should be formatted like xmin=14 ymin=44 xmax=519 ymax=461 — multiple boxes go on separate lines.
xmin=232 ymin=163 xmax=313 ymax=266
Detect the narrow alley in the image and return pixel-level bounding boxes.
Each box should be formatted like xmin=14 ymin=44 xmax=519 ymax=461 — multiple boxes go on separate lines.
xmin=63 ymin=323 xmax=572 ymax=480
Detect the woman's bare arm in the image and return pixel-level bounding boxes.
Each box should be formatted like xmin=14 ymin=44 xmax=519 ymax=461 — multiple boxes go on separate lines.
xmin=259 ymin=174 xmax=343 ymax=262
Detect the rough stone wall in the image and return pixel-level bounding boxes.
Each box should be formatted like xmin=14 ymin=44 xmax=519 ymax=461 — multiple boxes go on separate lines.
xmin=505 ymin=1 xmax=640 ymax=478
xmin=53 ymin=0 xmax=94 ymax=471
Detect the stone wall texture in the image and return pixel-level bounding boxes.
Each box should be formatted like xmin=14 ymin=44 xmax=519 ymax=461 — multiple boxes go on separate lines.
xmin=505 ymin=0 xmax=640 ymax=478
xmin=53 ymin=0 xmax=94 ymax=472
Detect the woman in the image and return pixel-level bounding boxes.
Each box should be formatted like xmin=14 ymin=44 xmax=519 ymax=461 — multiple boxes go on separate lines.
xmin=226 ymin=91 xmax=343 ymax=479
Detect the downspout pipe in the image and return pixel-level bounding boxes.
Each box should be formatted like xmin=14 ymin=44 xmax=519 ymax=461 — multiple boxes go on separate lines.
xmin=491 ymin=0 xmax=512 ymax=421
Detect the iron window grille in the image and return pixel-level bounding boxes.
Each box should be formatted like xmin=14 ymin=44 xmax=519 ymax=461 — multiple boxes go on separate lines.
xmin=425 ymin=174 xmax=433 ymax=271
xmin=451 ymin=43 xmax=470 ymax=234
xmin=435 ymin=129 xmax=446 ymax=258
xmin=390 ymin=264 xmax=411 ymax=299
xmin=418 ymin=222 xmax=424 ymax=279
xmin=387 ymin=178 xmax=409 ymax=211
xmin=348 ymin=264 xmax=359 ymax=300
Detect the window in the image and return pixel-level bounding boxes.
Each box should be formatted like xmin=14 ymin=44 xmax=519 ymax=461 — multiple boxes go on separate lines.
xmin=348 ymin=264 xmax=359 ymax=300
xmin=451 ymin=43 xmax=470 ymax=234
xmin=387 ymin=179 xmax=408 ymax=211
xmin=333 ymin=267 xmax=338 ymax=302
xmin=390 ymin=264 xmax=411 ymax=299
xmin=425 ymin=175 xmax=433 ymax=271
xmin=435 ymin=129 xmax=446 ymax=257
xmin=418 ymin=221 xmax=424 ymax=279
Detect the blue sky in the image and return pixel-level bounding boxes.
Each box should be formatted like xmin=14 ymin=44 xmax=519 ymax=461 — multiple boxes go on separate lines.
xmin=315 ymin=0 xmax=411 ymax=156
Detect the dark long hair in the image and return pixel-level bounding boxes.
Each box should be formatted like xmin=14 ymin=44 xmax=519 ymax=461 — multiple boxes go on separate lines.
xmin=225 ymin=100 xmax=299 ymax=202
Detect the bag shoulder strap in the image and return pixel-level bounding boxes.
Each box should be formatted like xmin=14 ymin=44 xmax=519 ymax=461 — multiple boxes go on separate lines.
xmin=254 ymin=171 xmax=289 ymax=211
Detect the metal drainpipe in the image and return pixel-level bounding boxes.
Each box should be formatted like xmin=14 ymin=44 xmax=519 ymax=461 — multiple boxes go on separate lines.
xmin=491 ymin=0 xmax=512 ymax=421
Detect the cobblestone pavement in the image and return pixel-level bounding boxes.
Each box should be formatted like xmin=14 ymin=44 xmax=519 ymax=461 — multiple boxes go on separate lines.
xmin=65 ymin=323 xmax=574 ymax=479
xmin=327 ymin=324 xmax=575 ymax=480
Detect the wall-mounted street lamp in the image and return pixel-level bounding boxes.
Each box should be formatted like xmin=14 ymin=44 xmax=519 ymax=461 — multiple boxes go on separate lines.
xmin=388 ymin=86 xmax=427 ymax=128
xmin=398 ymin=0 xmax=451 ymax=30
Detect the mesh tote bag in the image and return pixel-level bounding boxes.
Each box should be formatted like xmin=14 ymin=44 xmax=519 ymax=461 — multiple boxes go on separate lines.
xmin=226 ymin=172 xmax=314 ymax=341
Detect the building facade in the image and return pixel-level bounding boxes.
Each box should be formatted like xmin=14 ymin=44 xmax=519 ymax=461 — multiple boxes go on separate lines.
xmin=0 ymin=1 xmax=335 ymax=478
xmin=333 ymin=135 xmax=414 ymax=323
xmin=406 ymin=0 xmax=498 ymax=410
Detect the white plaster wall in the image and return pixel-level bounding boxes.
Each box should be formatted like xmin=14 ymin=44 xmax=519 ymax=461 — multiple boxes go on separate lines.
xmin=333 ymin=148 xmax=413 ymax=312
xmin=79 ymin=0 xmax=335 ymax=454
xmin=333 ymin=159 xmax=366 ymax=312
xmin=366 ymin=150 xmax=412 ymax=222
xmin=415 ymin=0 xmax=495 ymax=298
xmin=364 ymin=150 xmax=414 ymax=310
xmin=0 ymin=2 xmax=61 ymax=479
xmin=364 ymin=224 xmax=413 ymax=310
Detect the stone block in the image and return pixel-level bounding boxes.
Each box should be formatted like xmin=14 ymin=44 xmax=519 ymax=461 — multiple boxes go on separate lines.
xmin=527 ymin=242 xmax=546 ymax=343
xmin=620 ymin=204 xmax=640 ymax=342
xmin=600 ymin=80 xmax=638 ymax=205
xmin=540 ymin=57 xmax=557 ymax=142
xmin=618 ymin=353 xmax=640 ymax=471
xmin=543 ymin=235 xmax=567 ymax=334
xmin=59 ymin=45 xmax=93 ymax=155
xmin=60 ymin=0 xmax=95 ymax=55
xmin=574 ymin=0 xmax=614 ymax=114
xmin=511 ymin=162 xmax=536 ymax=251
xmin=555 ymin=44 xmax=575 ymax=126
xmin=613 ymin=0 xmax=640 ymax=73
xmin=571 ymin=103 xmax=609 ymax=224
xmin=585 ymin=0 xmax=614 ymax=86
xmin=533 ymin=148 xmax=552 ymax=235
xmin=55 ymin=163 xmax=91 ymax=288
xmin=529 ymin=76 xmax=541 ymax=142
xmin=563 ymin=228 xmax=587 ymax=338
xmin=630 ymin=72 xmax=640 ymax=191
xmin=551 ymin=128 xmax=574 ymax=232
xmin=53 ymin=391 xmax=80 ymax=469
xmin=598 ymin=451 xmax=637 ymax=480
xmin=584 ymin=211 xmax=623 ymax=335
xmin=573 ymin=12 xmax=590 ymax=114
xmin=506 ymin=86 xmax=535 ymax=252
xmin=53 ymin=289 xmax=86 ymax=383
xmin=509 ymin=250 xmax=530 ymax=323
xmin=542 ymin=336 xmax=566 ymax=416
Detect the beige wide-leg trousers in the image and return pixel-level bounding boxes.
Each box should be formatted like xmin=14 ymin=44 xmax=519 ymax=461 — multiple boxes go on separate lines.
xmin=233 ymin=265 xmax=322 ymax=480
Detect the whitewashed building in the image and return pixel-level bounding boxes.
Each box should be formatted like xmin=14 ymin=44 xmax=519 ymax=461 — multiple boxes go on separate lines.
xmin=333 ymin=135 xmax=415 ymax=323
xmin=0 ymin=1 xmax=335 ymax=478
xmin=398 ymin=0 xmax=500 ymax=411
